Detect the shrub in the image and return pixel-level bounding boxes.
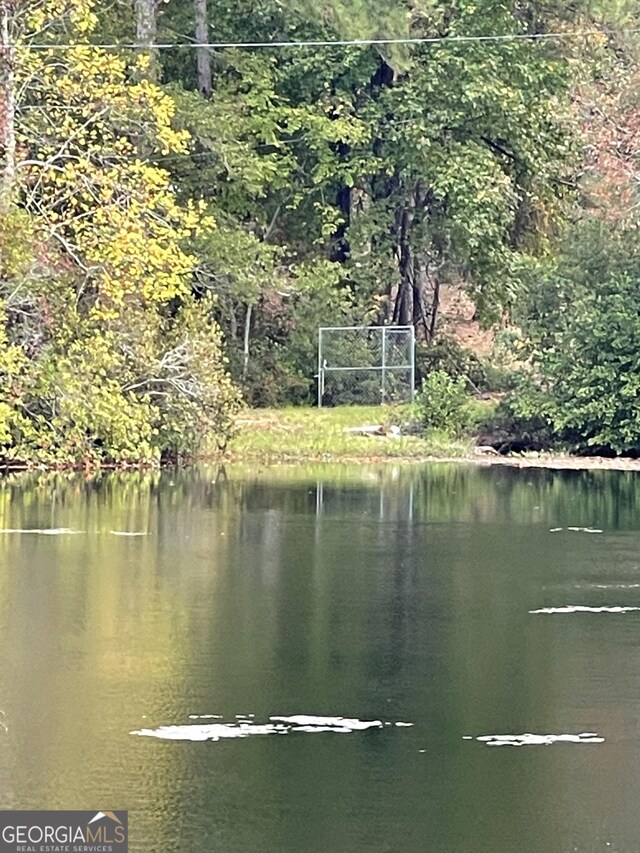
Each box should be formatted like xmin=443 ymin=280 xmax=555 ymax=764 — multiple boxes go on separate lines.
xmin=2 ymin=292 xmax=241 ymax=467
xmin=413 ymin=369 xmax=469 ymax=435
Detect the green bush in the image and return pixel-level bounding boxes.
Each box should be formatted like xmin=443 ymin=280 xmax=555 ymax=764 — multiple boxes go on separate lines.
xmin=508 ymin=223 xmax=640 ymax=455
xmin=413 ymin=370 xmax=469 ymax=435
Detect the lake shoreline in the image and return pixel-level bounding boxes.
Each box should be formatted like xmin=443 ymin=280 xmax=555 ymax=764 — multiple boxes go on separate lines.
xmin=3 ymin=453 xmax=640 ymax=475
xmin=225 ymin=450 xmax=640 ymax=472
xmin=4 ymin=401 xmax=640 ymax=475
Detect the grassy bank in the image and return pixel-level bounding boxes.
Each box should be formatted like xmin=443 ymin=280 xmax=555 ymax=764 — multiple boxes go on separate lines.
xmin=228 ymin=406 xmax=473 ymax=462
xmin=227 ymin=406 xmax=640 ymax=471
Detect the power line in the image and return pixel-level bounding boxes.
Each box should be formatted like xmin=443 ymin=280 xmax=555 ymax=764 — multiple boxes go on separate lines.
xmin=16 ymin=28 xmax=638 ymax=51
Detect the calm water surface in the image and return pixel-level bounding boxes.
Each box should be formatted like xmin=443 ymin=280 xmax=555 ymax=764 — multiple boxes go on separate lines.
xmin=1 ymin=463 xmax=640 ymax=852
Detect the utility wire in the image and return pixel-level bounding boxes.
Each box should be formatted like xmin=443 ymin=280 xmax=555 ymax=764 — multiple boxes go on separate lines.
xmin=15 ymin=28 xmax=638 ymax=51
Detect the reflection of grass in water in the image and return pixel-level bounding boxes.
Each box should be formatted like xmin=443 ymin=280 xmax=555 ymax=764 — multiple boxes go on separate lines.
xmin=3 ymin=455 xmax=640 ymax=531
xmin=228 ymin=405 xmax=472 ymax=462
xmin=5 ymin=422 xmax=640 ymax=530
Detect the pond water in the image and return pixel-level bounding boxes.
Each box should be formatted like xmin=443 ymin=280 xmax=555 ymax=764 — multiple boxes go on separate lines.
xmin=1 ymin=463 xmax=640 ymax=852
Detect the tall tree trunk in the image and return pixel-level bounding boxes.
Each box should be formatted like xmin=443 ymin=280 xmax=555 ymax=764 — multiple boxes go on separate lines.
xmin=0 ymin=1 xmax=15 ymax=212
xmin=411 ymin=183 xmax=431 ymax=340
xmin=392 ymin=182 xmax=443 ymax=342
xmin=426 ymin=267 xmax=440 ymax=343
xmin=194 ymin=0 xmax=212 ymax=97
xmin=413 ymin=258 xmax=429 ymax=338
xmin=413 ymin=259 xmax=441 ymax=343
xmin=242 ymin=303 xmax=252 ymax=378
xmin=392 ymin=199 xmax=415 ymax=326
xmin=135 ymin=0 xmax=159 ymax=80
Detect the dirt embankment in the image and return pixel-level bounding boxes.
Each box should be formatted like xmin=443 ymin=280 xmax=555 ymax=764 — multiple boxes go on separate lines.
xmin=468 ymin=452 xmax=640 ymax=472
xmin=438 ymin=284 xmax=496 ymax=357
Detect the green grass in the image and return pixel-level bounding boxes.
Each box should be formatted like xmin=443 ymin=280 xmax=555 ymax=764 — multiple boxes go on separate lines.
xmin=228 ymin=405 xmax=473 ymax=462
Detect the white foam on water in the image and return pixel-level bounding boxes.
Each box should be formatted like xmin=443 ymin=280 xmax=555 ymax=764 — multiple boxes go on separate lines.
xmin=470 ymin=732 xmax=604 ymax=747
xmin=530 ymin=605 xmax=640 ymax=614
xmin=395 ymin=722 xmax=414 ymax=727
xmin=0 ymin=527 xmax=80 ymax=535
xmin=131 ymin=723 xmax=283 ymax=742
xmin=110 ymin=531 xmax=147 ymax=536
xmin=567 ymin=527 xmax=603 ymax=534
xmin=188 ymin=714 xmax=223 ymax=720
xmin=291 ymin=725 xmax=352 ymax=733
xmin=131 ymin=714 xmax=401 ymax=742
xmin=269 ymin=715 xmax=383 ymax=730
xmin=549 ymin=527 xmax=603 ymax=534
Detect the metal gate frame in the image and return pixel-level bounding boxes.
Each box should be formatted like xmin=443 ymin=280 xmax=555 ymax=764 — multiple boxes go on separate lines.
xmin=317 ymin=325 xmax=416 ymax=407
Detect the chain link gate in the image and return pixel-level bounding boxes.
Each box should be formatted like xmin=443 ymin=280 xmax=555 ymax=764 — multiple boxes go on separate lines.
xmin=317 ymin=325 xmax=415 ymax=407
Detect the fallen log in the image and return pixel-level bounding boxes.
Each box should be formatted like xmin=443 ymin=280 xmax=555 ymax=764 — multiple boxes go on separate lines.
xmin=343 ymin=424 xmax=401 ymax=438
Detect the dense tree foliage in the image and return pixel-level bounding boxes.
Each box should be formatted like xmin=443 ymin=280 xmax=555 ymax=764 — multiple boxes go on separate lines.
xmin=0 ymin=0 xmax=239 ymax=465
xmin=0 ymin=0 xmax=639 ymax=463
xmin=157 ymin=0 xmax=583 ymax=403
xmin=504 ymin=5 xmax=640 ymax=455
xmin=510 ymin=224 xmax=640 ymax=455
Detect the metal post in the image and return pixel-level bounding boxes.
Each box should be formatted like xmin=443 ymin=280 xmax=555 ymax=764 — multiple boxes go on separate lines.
xmin=381 ymin=327 xmax=387 ymax=405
